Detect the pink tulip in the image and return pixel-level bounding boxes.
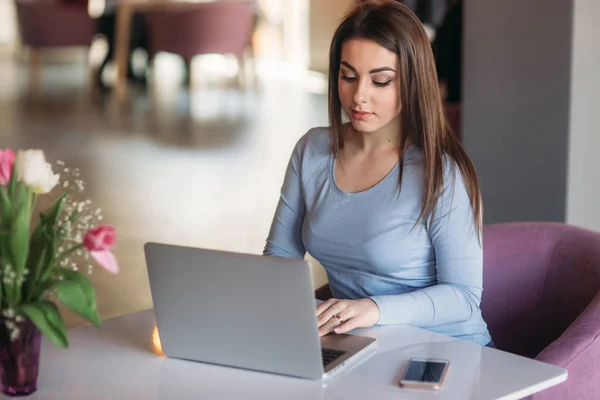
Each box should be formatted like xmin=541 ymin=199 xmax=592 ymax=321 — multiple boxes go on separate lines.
xmin=83 ymin=225 xmax=116 ymax=252
xmin=83 ymin=225 xmax=119 ymax=274
xmin=0 ymin=149 xmax=15 ymax=185
xmin=90 ymin=250 xmax=119 ymax=274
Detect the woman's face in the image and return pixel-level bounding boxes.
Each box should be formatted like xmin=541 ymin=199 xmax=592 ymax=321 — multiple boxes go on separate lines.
xmin=338 ymin=39 xmax=402 ymax=134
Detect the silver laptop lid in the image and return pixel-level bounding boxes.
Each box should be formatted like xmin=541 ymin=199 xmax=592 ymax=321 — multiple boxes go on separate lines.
xmin=144 ymin=242 xmax=325 ymax=379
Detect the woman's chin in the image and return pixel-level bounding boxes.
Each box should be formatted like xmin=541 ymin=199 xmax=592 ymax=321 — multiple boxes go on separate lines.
xmin=350 ymin=119 xmax=378 ymax=133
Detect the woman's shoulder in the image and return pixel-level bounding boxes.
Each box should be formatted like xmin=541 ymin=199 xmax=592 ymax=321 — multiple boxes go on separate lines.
xmin=293 ymin=126 xmax=331 ymax=160
xmin=404 ymin=145 xmax=462 ymax=175
xmin=404 ymin=144 xmax=425 ymax=167
xmin=402 ymin=145 xmax=465 ymax=193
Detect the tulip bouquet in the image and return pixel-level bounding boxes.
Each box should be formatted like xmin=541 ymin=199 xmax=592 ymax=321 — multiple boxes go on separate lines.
xmin=0 ymin=148 xmax=118 ymax=395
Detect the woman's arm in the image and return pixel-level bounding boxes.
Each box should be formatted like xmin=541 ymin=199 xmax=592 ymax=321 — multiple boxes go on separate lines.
xmin=263 ymin=138 xmax=307 ymax=259
xmin=370 ymin=165 xmax=483 ymax=327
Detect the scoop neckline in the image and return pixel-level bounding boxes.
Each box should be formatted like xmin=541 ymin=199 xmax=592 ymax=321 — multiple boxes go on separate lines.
xmin=328 ymin=153 xmax=402 ymax=198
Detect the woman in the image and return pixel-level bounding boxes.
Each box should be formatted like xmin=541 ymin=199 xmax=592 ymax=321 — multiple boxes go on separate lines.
xmin=264 ymin=0 xmax=493 ymax=347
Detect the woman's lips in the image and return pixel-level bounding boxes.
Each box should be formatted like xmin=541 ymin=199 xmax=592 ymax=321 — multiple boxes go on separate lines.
xmin=351 ymin=110 xmax=373 ymax=121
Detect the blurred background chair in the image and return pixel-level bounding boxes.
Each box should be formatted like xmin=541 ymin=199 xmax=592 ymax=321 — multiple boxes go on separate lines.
xmin=145 ymin=1 xmax=255 ymax=88
xmin=482 ymin=222 xmax=600 ymax=400
xmin=14 ymin=0 xmax=97 ymax=92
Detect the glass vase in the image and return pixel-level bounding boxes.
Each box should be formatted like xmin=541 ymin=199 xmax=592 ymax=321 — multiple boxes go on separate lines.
xmin=0 ymin=316 xmax=41 ymax=396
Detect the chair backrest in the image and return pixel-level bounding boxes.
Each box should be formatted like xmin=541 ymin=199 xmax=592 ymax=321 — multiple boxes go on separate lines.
xmin=145 ymin=1 xmax=255 ymax=61
xmin=481 ymin=222 xmax=600 ymax=358
xmin=14 ymin=0 xmax=95 ymax=48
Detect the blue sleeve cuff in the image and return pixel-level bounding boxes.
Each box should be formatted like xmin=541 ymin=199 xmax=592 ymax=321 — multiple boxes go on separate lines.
xmin=369 ymin=293 xmax=420 ymax=325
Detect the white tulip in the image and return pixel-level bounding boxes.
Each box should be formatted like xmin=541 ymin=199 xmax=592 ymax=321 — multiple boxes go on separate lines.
xmin=16 ymin=150 xmax=60 ymax=194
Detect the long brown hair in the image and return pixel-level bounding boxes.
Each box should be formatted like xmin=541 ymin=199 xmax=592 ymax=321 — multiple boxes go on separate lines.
xmin=328 ymin=0 xmax=482 ymax=234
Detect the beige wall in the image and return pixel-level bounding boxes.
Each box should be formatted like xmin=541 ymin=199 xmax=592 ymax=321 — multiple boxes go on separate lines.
xmin=308 ymin=0 xmax=355 ymax=73
xmin=0 ymin=0 xmax=17 ymax=45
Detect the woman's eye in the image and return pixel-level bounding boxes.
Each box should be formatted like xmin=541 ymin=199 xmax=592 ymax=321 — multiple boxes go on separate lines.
xmin=341 ymin=75 xmax=357 ymax=82
xmin=373 ymin=80 xmax=392 ymax=87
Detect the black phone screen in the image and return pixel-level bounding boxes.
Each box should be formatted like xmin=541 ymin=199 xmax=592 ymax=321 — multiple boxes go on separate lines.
xmin=403 ymin=360 xmax=448 ymax=383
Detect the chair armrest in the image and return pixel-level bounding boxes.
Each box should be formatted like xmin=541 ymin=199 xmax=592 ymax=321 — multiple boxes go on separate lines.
xmin=532 ymin=291 xmax=600 ymax=400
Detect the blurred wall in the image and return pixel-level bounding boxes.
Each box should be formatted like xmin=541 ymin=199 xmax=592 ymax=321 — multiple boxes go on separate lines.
xmin=462 ymin=0 xmax=573 ymax=224
xmin=566 ymin=0 xmax=600 ymax=232
xmin=463 ymin=0 xmax=600 ymax=231
xmin=0 ymin=0 xmax=17 ymax=45
xmin=309 ymin=0 xmax=355 ymax=73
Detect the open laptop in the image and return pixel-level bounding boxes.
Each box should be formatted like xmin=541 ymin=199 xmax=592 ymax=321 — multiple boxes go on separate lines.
xmin=143 ymin=242 xmax=378 ymax=380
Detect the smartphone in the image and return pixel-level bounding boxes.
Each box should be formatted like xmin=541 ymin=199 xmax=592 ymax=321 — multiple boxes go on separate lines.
xmin=399 ymin=358 xmax=450 ymax=390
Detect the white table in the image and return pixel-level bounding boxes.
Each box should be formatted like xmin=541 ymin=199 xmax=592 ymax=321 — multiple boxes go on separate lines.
xmin=30 ymin=309 xmax=566 ymax=400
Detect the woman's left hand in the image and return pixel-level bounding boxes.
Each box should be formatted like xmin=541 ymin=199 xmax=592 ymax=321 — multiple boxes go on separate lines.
xmin=316 ymin=298 xmax=380 ymax=337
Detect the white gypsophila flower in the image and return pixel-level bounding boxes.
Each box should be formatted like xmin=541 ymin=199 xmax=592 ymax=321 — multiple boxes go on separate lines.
xmin=10 ymin=328 xmax=21 ymax=341
xmin=3 ymin=308 xmax=15 ymax=318
xmin=53 ymin=161 xmax=109 ymax=271
xmin=16 ymin=150 xmax=60 ymax=194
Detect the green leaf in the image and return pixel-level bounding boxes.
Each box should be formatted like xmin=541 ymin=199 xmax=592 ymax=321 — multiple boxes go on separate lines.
xmin=0 ymin=187 xmax=10 ymax=226
xmin=67 ymin=209 xmax=79 ymax=224
xmin=43 ymin=193 xmax=67 ymax=228
xmin=25 ymin=246 xmax=47 ymax=302
xmin=8 ymin=161 xmax=17 ymax=199
xmin=13 ymin=183 xmax=27 ymax=211
xmin=54 ymin=269 xmax=102 ymax=327
xmin=26 ymin=221 xmax=45 ymax=271
xmin=20 ymin=301 xmax=68 ymax=348
xmin=9 ymin=203 xmax=29 ymax=272
xmin=24 ymin=205 xmax=59 ymax=299
xmin=28 ymin=278 xmax=54 ymax=303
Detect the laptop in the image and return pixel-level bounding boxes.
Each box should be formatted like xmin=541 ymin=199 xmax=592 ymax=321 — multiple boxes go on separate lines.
xmin=143 ymin=242 xmax=378 ymax=380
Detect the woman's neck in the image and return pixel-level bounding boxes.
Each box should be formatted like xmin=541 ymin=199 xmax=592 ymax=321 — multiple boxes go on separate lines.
xmin=345 ymin=117 xmax=403 ymax=155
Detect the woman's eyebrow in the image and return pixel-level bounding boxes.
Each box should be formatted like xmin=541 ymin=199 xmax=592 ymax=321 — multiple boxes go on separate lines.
xmin=341 ymin=61 xmax=395 ymax=74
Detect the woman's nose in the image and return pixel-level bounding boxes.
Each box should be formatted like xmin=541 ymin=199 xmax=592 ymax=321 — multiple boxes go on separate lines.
xmin=352 ymin=79 xmax=369 ymax=105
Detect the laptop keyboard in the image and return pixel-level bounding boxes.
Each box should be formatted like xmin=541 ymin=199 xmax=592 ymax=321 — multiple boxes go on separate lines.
xmin=322 ymin=348 xmax=346 ymax=367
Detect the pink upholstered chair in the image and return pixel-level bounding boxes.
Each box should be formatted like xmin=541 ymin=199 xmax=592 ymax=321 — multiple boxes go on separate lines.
xmin=144 ymin=1 xmax=255 ymax=86
xmin=14 ymin=0 xmax=97 ymax=90
xmin=481 ymin=222 xmax=600 ymax=400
